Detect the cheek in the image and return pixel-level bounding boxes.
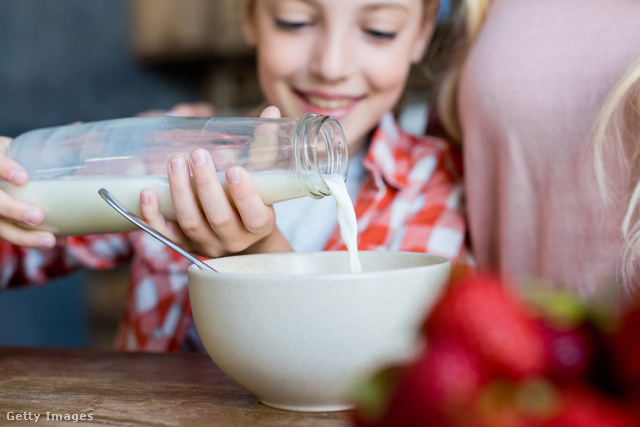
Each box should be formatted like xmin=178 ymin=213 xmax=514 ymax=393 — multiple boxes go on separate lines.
xmin=350 ymin=58 xmax=409 ymax=142
xmin=364 ymin=51 xmax=412 ymax=94
xmin=256 ymin=39 xmax=308 ymax=91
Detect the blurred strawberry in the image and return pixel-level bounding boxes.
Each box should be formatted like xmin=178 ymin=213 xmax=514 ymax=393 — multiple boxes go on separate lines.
xmin=536 ymin=320 xmax=594 ymax=383
xmin=540 ymin=386 xmax=639 ymax=427
xmin=349 ymin=364 xmax=405 ymax=427
xmin=619 ymin=392 xmax=640 ymax=424
xmin=423 ymin=273 xmax=547 ymax=379
xmin=605 ymin=304 xmax=640 ymax=397
xmin=353 ymin=339 xmax=489 ymax=427
xmin=352 ymin=271 xmax=640 ymax=427
xmin=519 ymin=285 xmax=597 ymax=384
xmin=469 ymin=379 xmax=560 ymax=427
xmin=470 ymin=382 xmax=639 ymax=427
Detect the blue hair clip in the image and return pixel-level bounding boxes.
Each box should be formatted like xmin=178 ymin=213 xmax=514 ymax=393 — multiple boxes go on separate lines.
xmin=436 ymin=0 xmax=452 ymax=23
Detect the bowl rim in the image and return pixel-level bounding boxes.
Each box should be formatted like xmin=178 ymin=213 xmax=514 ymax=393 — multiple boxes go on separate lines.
xmin=187 ymin=250 xmax=451 ymax=279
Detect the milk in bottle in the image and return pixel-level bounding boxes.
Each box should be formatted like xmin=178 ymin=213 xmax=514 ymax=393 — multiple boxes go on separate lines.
xmin=2 ymin=114 xmax=347 ymax=235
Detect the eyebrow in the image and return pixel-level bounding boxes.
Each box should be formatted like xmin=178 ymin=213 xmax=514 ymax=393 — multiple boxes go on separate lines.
xmin=279 ymin=0 xmax=410 ymax=13
xmin=362 ymin=2 xmax=411 ymax=13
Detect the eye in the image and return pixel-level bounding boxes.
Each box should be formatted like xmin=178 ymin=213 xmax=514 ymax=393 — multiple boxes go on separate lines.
xmin=275 ymin=18 xmax=312 ymax=31
xmin=364 ymin=29 xmax=397 ymax=41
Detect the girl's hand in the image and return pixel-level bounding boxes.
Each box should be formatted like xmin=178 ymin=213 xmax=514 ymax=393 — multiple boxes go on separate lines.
xmin=0 ymin=137 xmax=56 ymax=248
xmin=139 ymin=106 xmax=292 ymax=258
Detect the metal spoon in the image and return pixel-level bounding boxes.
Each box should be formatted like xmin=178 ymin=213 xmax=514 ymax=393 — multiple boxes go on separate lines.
xmin=98 ymin=188 xmax=217 ymax=273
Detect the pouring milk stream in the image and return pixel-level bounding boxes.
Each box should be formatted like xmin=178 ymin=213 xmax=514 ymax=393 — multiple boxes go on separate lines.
xmin=326 ymin=176 xmax=361 ymax=273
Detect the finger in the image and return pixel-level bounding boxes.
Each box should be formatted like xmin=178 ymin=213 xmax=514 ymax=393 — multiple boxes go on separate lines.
xmin=139 ymin=188 xmax=171 ymax=233
xmin=189 ymin=149 xmax=244 ymax=237
xmin=258 ymin=106 xmax=281 ymax=119
xmin=226 ymin=166 xmax=275 ymax=235
xmin=0 ymin=191 xmax=45 ymax=227
xmin=0 ymin=137 xmax=11 ymax=151
xmin=139 ymin=188 xmax=161 ymax=223
xmin=0 ymin=219 xmax=56 ymax=249
xmin=139 ymin=188 xmax=189 ymax=246
xmin=0 ymin=138 xmax=28 ymax=186
xmin=167 ymin=154 xmax=215 ymax=238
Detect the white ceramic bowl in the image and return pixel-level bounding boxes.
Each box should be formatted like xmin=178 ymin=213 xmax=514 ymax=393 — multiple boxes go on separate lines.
xmin=188 ymin=251 xmax=450 ymax=412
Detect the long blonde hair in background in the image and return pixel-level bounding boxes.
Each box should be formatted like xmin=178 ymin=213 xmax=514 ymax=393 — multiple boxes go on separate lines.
xmin=594 ymin=56 xmax=640 ymax=289
xmin=435 ymin=0 xmax=491 ymax=144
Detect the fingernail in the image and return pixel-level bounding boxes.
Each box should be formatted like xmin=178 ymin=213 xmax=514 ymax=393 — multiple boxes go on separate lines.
xmin=9 ymin=169 xmax=27 ymax=185
xmin=140 ymin=191 xmax=150 ymax=205
xmin=170 ymin=157 xmax=186 ymax=173
xmin=191 ymin=149 xmax=207 ymax=166
xmin=165 ymin=110 xmax=180 ymax=116
xmin=227 ymin=167 xmax=242 ymax=184
xmin=37 ymin=234 xmax=56 ymax=248
xmin=25 ymin=209 xmax=43 ymax=226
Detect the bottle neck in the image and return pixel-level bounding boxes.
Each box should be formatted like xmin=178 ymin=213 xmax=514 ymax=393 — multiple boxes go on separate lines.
xmin=295 ymin=113 xmax=348 ymax=198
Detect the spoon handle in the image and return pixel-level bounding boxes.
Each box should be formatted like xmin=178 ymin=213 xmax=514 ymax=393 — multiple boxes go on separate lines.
xmin=98 ymin=188 xmax=217 ymax=273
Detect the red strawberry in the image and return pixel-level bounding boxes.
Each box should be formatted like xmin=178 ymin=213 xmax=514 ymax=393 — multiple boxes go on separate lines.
xmin=423 ymin=273 xmax=547 ymax=379
xmin=519 ymin=285 xmax=597 ymax=384
xmin=367 ymin=339 xmax=489 ymax=427
xmin=606 ymin=304 xmax=640 ymax=396
xmin=467 ymin=380 xmax=553 ymax=427
xmin=349 ymin=364 xmax=405 ymax=427
xmin=536 ymin=319 xmax=594 ymax=383
xmin=540 ymin=386 xmax=639 ymax=427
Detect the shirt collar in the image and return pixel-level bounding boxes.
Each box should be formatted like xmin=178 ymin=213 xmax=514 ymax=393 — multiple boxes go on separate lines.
xmin=363 ymin=112 xmax=415 ymax=190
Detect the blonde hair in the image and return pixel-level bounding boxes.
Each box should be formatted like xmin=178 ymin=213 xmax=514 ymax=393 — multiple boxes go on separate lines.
xmin=594 ymin=56 xmax=640 ymax=289
xmin=429 ymin=0 xmax=491 ymax=144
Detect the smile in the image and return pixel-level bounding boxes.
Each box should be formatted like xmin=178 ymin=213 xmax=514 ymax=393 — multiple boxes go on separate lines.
xmin=295 ymin=90 xmax=364 ymax=118
xmin=305 ymin=95 xmax=355 ymax=109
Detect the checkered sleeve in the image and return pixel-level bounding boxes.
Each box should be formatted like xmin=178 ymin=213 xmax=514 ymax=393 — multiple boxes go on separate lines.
xmin=0 ymin=233 xmax=134 ymax=291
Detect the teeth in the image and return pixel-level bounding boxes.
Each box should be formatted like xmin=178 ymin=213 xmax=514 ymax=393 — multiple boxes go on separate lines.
xmin=306 ymin=95 xmax=353 ymax=109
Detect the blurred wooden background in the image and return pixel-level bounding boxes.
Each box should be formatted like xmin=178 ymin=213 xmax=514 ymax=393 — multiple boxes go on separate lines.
xmin=129 ymin=0 xmax=262 ymax=117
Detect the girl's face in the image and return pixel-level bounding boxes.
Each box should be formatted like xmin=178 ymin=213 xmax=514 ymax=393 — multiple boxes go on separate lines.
xmin=243 ymin=0 xmax=437 ymax=154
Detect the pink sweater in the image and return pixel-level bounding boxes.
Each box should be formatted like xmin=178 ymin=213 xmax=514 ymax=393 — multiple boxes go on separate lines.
xmin=459 ymin=0 xmax=640 ymax=296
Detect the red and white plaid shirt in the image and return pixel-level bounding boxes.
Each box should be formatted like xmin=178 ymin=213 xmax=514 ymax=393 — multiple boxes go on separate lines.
xmin=0 ymin=114 xmax=468 ymax=352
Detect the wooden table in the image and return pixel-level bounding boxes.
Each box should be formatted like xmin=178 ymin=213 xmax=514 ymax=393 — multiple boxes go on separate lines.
xmin=0 ymin=346 xmax=350 ymax=426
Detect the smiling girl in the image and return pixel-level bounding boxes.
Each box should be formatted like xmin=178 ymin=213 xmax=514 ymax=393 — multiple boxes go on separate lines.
xmin=0 ymin=0 xmax=473 ymax=351
xmin=139 ymin=0 xmax=470 ymax=266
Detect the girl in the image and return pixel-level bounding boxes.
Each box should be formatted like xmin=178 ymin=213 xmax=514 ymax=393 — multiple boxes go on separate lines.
xmin=0 ymin=0 xmax=471 ymax=351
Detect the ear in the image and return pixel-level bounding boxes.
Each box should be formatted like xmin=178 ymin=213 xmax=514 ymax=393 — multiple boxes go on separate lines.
xmin=410 ymin=1 xmax=439 ymax=63
xmin=242 ymin=0 xmax=258 ymax=47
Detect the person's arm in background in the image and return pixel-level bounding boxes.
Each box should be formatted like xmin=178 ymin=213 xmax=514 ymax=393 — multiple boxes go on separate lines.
xmin=0 ymin=136 xmax=134 ymax=290
xmin=136 ymin=102 xmax=216 ymax=118
xmin=0 ymin=137 xmax=56 ymax=249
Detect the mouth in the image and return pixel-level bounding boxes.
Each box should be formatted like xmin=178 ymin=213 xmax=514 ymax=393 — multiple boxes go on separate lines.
xmin=294 ymin=90 xmax=364 ymax=118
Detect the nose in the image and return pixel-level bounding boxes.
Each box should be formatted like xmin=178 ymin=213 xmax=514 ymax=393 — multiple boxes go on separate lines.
xmin=309 ymin=31 xmax=352 ymax=82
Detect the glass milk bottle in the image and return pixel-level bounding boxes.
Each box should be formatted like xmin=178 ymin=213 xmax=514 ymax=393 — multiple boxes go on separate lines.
xmin=0 ymin=114 xmax=348 ymax=235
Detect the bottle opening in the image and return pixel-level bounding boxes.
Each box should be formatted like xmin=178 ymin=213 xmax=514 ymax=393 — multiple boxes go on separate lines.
xmin=296 ymin=114 xmax=348 ymax=198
